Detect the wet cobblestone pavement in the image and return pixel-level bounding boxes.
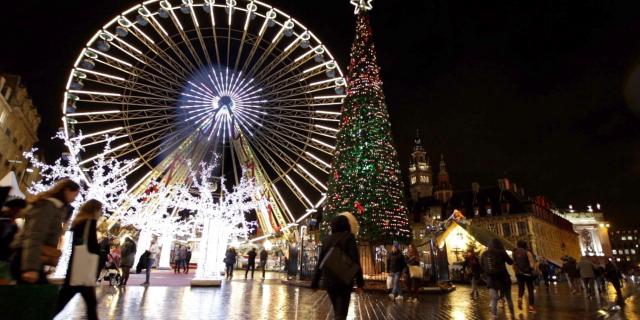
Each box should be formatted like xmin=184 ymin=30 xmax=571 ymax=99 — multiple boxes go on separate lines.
xmin=54 ymin=271 xmax=640 ymax=320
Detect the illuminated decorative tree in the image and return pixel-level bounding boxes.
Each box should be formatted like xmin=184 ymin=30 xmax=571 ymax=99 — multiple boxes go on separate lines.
xmin=178 ymin=163 xmax=260 ymax=284
xmin=25 ymin=131 xmax=137 ymax=278
xmin=323 ymin=1 xmax=411 ymax=243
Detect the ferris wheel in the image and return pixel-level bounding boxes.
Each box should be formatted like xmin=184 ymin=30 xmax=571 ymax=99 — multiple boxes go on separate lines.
xmin=61 ymin=0 xmax=346 ymax=235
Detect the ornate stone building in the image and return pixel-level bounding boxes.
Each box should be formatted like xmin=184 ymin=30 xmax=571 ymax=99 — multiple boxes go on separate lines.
xmin=557 ymin=205 xmax=612 ymax=261
xmin=0 ymin=74 xmax=41 ymax=191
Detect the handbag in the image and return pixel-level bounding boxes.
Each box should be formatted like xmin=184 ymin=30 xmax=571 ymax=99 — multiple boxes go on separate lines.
xmin=386 ymin=275 xmax=393 ymax=289
xmin=319 ymin=245 xmax=359 ymax=286
xmin=409 ymin=265 xmax=423 ymax=279
xmin=41 ymin=245 xmax=62 ymax=266
xmin=70 ymin=221 xmax=99 ymax=286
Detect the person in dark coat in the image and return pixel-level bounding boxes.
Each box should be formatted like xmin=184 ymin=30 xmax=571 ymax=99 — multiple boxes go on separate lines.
xmin=512 ymin=240 xmax=536 ymax=313
xmin=10 ymin=179 xmax=80 ymax=284
xmin=120 ymin=237 xmax=137 ymax=285
xmin=605 ymin=259 xmax=624 ymax=303
xmin=481 ymin=238 xmax=515 ymax=319
xmin=185 ymin=246 xmax=192 ymax=274
xmin=311 ymin=215 xmax=364 ymax=320
xmin=259 ymin=248 xmax=268 ymax=279
xmin=0 ymin=198 xmax=27 ymax=284
xmin=136 ymin=251 xmax=150 ymax=274
xmin=245 ymin=248 xmax=257 ymax=279
xmin=55 ymin=199 xmax=102 ymax=320
xmin=387 ymin=243 xmax=407 ymax=300
xmin=225 ymin=247 xmax=237 ymax=279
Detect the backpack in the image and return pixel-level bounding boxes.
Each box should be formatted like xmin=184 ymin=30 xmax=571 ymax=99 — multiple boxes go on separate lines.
xmin=513 ymin=249 xmax=532 ymax=274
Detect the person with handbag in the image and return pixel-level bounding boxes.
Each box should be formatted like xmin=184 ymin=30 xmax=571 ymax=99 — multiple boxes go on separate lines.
xmin=10 ymin=178 xmax=80 ymax=284
xmin=142 ymin=240 xmax=159 ymax=285
xmin=512 ymin=240 xmax=537 ymax=313
xmin=481 ymin=238 xmax=515 ymax=319
xmin=311 ymin=215 xmax=364 ymax=320
xmin=55 ymin=199 xmax=102 ymax=320
xmin=405 ymin=244 xmax=421 ymax=303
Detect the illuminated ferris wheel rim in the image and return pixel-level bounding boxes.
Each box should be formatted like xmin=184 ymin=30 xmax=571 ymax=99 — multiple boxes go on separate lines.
xmin=60 ymin=0 xmax=347 ymax=228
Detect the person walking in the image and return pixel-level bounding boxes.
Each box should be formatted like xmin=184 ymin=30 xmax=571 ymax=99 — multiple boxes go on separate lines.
xmin=311 ymin=215 xmax=364 ymax=320
xmin=0 ymin=198 xmax=27 ymax=284
xmin=55 ymin=199 xmax=102 ymax=320
xmin=10 ymin=179 xmax=80 ymax=284
xmin=538 ymin=258 xmax=552 ymax=289
xmin=405 ymin=244 xmax=421 ymax=303
xmin=387 ymin=242 xmax=407 ymax=301
xmin=577 ymin=256 xmax=596 ymax=299
xmin=224 ymin=247 xmax=237 ymax=279
xmin=184 ymin=246 xmax=192 ymax=274
xmin=259 ymin=248 xmax=268 ymax=279
xmin=512 ymin=240 xmax=536 ymax=313
xmin=142 ymin=240 xmax=159 ymax=285
xmin=605 ymin=259 xmax=624 ymax=304
xmin=463 ymin=248 xmax=482 ymax=298
xmin=96 ymin=235 xmax=111 ymax=281
xmin=120 ymin=237 xmax=136 ymax=286
xmin=245 ymin=247 xmax=257 ymax=279
xmin=562 ymin=256 xmax=580 ymax=294
xmin=481 ymin=238 xmax=515 ymax=319
xmin=178 ymin=245 xmax=188 ymax=273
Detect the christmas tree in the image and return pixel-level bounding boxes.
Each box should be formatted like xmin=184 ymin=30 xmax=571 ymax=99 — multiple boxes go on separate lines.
xmin=323 ymin=2 xmax=411 ymax=244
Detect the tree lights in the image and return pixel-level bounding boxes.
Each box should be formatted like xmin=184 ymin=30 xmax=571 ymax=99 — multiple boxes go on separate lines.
xmin=323 ymin=5 xmax=411 ymax=244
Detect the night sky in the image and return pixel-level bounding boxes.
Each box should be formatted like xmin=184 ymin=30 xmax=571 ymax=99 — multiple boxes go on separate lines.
xmin=1 ymin=0 xmax=639 ymax=227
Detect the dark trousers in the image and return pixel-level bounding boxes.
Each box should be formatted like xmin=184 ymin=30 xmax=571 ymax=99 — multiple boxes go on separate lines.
xmin=121 ymin=266 xmax=131 ymax=285
xmin=327 ymin=286 xmax=352 ymax=320
xmin=226 ymin=263 xmax=234 ymax=279
xmin=57 ymin=285 xmax=98 ymax=320
xmin=610 ymin=278 xmax=623 ymax=298
xmin=260 ymin=262 xmax=266 ymax=278
xmin=517 ymin=274 xmax=535 ymax=306
xmin=245 ymin=262 xmax=255 ymax=278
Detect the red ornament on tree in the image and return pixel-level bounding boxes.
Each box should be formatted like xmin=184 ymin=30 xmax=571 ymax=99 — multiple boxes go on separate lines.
xmin=354 ymin=201 xmax=365 ymax=215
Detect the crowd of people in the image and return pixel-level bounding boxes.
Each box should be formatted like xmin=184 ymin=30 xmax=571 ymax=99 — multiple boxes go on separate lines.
xmin=0 ymin=180 xmax=637 ymax=320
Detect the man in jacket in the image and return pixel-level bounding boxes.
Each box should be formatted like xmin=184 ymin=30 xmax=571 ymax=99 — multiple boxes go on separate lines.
xmin=245 ymin=248 xmax=257 ymax=279
xmin=259 ymin=248 xmax=268 ymax=279
xmin=387 ymin=243 xmax=407 ymax=301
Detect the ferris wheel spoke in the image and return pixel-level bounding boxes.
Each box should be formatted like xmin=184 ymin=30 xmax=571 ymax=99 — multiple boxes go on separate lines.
xmin=245 ymin=19 xmax=290 ymax=79
xmin=166 ymin=7 xmax=206 ymax=68
xmin=143 ymin=8 xmax=198 ymax=74
xmin=81 ymin=77 xmax=178 ymax=101
xmin=188 ymin=5 xmax=213 ymax=67
xmin=250 ymin=127 xmax=331 ymax=173
xmin=241 ymin=134 xmax=313 ymax=209
xmin=125 ymin=24 xmax=194 ymax=80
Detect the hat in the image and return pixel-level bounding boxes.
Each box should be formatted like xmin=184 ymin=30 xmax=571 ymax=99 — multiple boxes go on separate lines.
xmin=338 ymin=211 xmax=360 ymax=236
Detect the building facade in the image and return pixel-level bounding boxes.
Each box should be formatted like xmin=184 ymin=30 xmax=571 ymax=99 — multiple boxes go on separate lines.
xmin=608 ymin=228 xmax=640 ymax=266
xmin=557 ymin=206 xmax=612 ymax=260
xmin=407 ymin=136 xmax=580 ymax=264
xmin=0 ymin=74 xmax=41 ymax=191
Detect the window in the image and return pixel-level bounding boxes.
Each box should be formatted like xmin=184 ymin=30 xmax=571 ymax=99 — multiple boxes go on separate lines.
xmin=418 ymin=164 xmax=428 ymax=171
xmin=487 ymin=224 xmax=497 ymax=233
xmin=632 ymin=249 xmax=636 ymax=254
xmin=419 ymin=175 xmax=428 ymax=183
xmin=624 ymin=249 xmax=629 ymax=254
xmin=613 ymin=249 xmax=617 ymax=255
xmin=502 ymin=223 xmax=512 ymax=237
xmin=410 ymin=176 xmax=417 ymax=185
xmin=622 ymin=236 xmax=627 ymax=241
xmin=517 ymin=222 xmax=529 ymax=236
xmin=409 ymin=165 xmax=416 ymax=172
xmin=487 ymin=208 xmax=492 ymax=216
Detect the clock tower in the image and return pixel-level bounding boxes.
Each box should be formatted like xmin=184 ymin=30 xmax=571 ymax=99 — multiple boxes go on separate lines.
xmin=408 ymin=132 xmax=433 ymax=201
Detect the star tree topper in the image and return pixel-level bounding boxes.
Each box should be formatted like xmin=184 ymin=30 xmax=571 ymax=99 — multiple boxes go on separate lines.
xmin=350 ymin=0 xmax=373 ymax=14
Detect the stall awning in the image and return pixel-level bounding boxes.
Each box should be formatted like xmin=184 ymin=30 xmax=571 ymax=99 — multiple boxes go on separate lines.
xmin=0 ymin=172 xmax=25 ymax=199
